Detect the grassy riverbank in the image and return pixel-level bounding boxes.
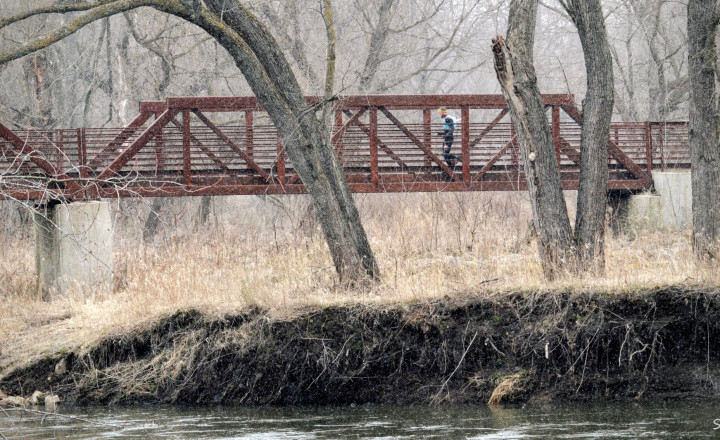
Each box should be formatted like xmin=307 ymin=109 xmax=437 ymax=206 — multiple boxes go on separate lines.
xmin=2 ymin=287 xmax=719 ymax=405
xmin=1 ymin=193 xmax=719 ymax=404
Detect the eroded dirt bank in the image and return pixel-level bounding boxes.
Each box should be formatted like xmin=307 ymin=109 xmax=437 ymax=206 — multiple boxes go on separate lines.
xmin=2 ymin=286 xmax=719 ymax=405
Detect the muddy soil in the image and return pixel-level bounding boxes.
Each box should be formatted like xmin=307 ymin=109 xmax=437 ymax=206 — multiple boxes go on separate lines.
xmin=2 ymin=286 xmax=719 ymax=405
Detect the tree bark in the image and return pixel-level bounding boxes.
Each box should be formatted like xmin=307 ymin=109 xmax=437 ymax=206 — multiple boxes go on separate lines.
xmin=199 ymin=0 xmax=379 ymax=283
xmin=492 ymin=0 xmax=576 ymax=279
xmin=143 ymin=197 xmax=164 ymax=243
xmin=561 ymin=0 xmax=613 ymax=274
xmin=322 ymin=0 xmax=336 ymax=130
xmin=198 ymin=195 xmax=212 ymax=226
xmin=688 ymin=0 xmax=720 ymax=260
xmin=358 ymin=0 xmax=397 ymax=92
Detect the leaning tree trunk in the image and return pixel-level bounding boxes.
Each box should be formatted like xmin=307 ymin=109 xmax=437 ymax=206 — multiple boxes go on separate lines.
xmin=198 ymin=1 xmax=379 ymax=283
xmin=688 ymin=0 xmax=720 ymax=261
xmin=491 ymin=0 xmax=576 ymax=279
xmin=561 ymin=0 xmax=613 ymax=274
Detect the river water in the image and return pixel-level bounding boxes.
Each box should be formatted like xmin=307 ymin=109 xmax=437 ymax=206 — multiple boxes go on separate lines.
xmin=2 ymin=401 xmax=719 ymax=439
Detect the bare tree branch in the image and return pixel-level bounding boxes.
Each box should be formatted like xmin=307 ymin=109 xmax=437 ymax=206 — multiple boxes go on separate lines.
xmin=389 ymin=0 xmax=445 ymax=34
xmin=0 ymin=0 xmax=117 ymax=30
xmin=0 ymin=0 xmax=135 ymax=65
xmin=541 ymin=0 xmax=570 ymax=18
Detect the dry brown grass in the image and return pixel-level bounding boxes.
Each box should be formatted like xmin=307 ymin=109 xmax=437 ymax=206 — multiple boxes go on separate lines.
xmin=0 ymin=192 xmax=716 ymax=374
xmin=488 ymin=373 xmax=524 ymax=405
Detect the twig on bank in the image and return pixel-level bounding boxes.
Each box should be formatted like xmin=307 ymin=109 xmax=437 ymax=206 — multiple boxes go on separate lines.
xmin=485 ymin=337 xmax=507 ymax=358
xmin=431 ymin=331 xmax=478 ymax=404
xmin=478 ymin=278 xmax=500 ymax=285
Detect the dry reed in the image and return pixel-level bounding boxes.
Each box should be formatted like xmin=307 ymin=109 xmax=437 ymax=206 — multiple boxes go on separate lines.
xmin=0 ymin=192 xmax=714 ymax=373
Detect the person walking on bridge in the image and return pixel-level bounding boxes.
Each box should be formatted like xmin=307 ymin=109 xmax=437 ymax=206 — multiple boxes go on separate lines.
xmin=437 ymin=108 xmax=460 ymax=168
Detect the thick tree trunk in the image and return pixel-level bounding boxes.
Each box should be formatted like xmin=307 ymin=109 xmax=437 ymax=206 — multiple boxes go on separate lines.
xmin=492 ymin=0 xmax=576 ymax=279
xmin=688 ymin=0 xmax=720 ymax=260
xmin=562 ymin=0 xmax=613 ymax=274
xmin=199 ymin=0 xmax=379 ymax=283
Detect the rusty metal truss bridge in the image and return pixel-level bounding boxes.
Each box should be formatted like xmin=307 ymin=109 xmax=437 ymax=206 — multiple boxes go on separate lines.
xmin=0 ymin=94 xmax=689 ymax=201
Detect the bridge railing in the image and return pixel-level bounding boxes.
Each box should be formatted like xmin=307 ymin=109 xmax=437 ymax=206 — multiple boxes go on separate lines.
xmin=0 ymin=95 xmax=690 ymax=200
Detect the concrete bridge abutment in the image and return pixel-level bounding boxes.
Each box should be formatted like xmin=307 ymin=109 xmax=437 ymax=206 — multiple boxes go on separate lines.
xmin=612 ymin=171 xmax=692 ymax=234
xmin=34 ymin=201 xmax=114 ymax=299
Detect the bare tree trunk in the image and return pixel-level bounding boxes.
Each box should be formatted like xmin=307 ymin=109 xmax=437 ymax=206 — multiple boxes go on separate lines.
xmin=126 ymin=14 xmax=173 ymax=242
xmin=256 ymin=2 xmax=321 ymax=90
xmin=24 ymin=52 xmax=54 ymax=127
xmin=143 ymin=197 xmax=163 ymax=243
xmin=198 ymin=195 xmax=212 ymax=226
xmin=688 ymin=0 xmax=720 ymax=260
xmin=321 ymin=0 xmax=336 ymax=131
xmin=561 ymin=0 xmax=613 ymax=274
xmin=358 ymin=0 xmax=397 ymax=92
xmin=491 ymin=0 xmax=576 ymax=279
xmin=200 ymin=0 xmax=379 ymax=283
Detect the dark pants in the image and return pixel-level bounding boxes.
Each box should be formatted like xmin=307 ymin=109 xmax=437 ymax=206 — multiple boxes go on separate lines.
xmin=443 ymin=135 xmax=459 ymax=167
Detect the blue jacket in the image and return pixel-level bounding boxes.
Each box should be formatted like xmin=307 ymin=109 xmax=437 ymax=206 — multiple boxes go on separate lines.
xmin=442 ymin=115 xmax=456 ymax=137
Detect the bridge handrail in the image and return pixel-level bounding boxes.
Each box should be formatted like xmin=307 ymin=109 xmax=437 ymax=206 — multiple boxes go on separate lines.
xmin=0 ymin=95 xmax=690 ymax=200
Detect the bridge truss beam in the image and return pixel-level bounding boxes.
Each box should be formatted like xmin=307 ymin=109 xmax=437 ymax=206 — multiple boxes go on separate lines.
xmin=0 ymin=95 xmax=688 ymax=202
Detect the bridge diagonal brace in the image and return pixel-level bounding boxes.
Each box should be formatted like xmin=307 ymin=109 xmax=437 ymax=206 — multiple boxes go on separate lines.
xmin=0 ymin=121 xmax=82 ymax=194
xmin=88 ymin=110 xmax=154 ymax=168
xmin=332 ymin=108 xmax=366 ymax=143
xmin=558 ymin=138 xmax=581 ymax=165
xmin=342 ymin=109 xmax=408 ymax=169
xmin=97 ymin=108 xmax=179 ymax=181
xmin=286 ymin=173 xmax=301 ymax=185
xmin=469 ymin=109 xmax=509 ymax=149
xmin=606 ymin=140 xmax=652 ymax=185
xmin=472 ymin=135 xmax=516 ymax=182
xmin=561 ymin=104 xmax=651 ymax=186
xmin=192 ymin=110 xmax=271 ymax=182
xmin=377 ymin=107 xmax=458 ymax=180
xmin=168 ymin=117 xmax=229 ymax=172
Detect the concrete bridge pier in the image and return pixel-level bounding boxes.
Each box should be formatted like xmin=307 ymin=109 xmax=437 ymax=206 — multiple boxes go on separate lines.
xmin=612 ymin=171 xmax=692 ymax=234
xmin=34 ymin=201 xmax=114 ymax=299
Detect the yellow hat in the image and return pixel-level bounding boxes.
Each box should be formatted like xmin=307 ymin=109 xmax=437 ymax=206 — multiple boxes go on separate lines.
xmin=438 ymin=108 xmax=447 ymax=114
